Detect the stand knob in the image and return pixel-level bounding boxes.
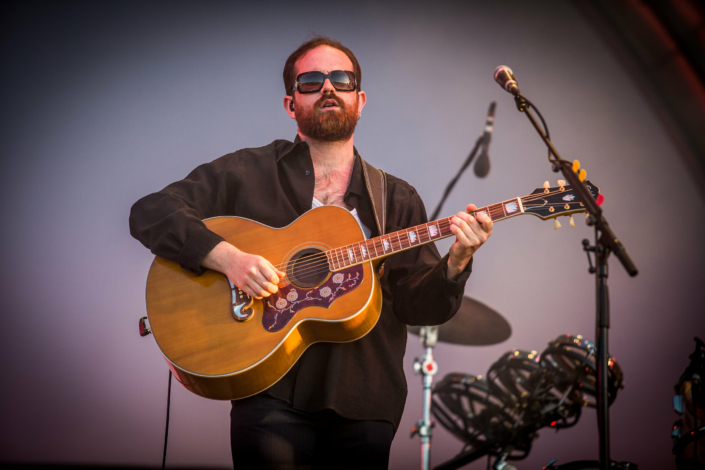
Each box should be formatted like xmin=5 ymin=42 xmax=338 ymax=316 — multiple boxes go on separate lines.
xmin=139 ymin=317 xmax=152 ymax=337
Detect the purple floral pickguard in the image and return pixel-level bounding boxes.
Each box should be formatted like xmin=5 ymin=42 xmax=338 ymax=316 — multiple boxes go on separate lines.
xmin=262 ymin=266 xmax=364 ymax=332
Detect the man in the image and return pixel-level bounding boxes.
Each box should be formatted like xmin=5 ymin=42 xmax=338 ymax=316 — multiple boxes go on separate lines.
xmin=130 ymin=36 xmax=492 ymax=469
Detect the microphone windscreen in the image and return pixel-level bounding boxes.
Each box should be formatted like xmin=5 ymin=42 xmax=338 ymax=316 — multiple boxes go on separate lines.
xmin=474 ymin=150 xmax=490 ymax=178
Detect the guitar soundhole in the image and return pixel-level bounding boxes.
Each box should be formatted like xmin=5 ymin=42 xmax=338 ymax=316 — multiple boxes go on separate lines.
xmin=287 ymin=248 xmax=330 ymax=288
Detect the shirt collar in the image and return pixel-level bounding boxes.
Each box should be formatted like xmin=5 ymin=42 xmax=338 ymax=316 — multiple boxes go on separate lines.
xmin=345 ymin=148 xmax=367 ymax=198
xmin=276 ymin=134 xmax=309 ymax=162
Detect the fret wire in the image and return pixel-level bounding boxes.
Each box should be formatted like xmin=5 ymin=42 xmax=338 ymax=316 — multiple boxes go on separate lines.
xmin=371 ymin=238 xmax=379 ymax=258
xmin=328 ymin=251 xmax=337 ymax=270
xmin=332 ymin=248 xmax=340 ymax=268
xmin=337 ymin=247 xmax=345 ymax=267
xmin=372 ymin=238 xmax=381 ymax=257
xmin=343 ymin=246 xmax=350 ymax=264
xmin=338 ymin=247 xmax=347 ymax=267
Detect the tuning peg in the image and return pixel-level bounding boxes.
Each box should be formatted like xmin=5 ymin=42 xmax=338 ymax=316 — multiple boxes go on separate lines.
xmin=585 ymin=213 xmax=590 ymax=220
xmin=554 ymin=218 xmax=561 ymax=230
xmin=543 ymin=181 xmax=550 ymax=189
xmin=578 ymin=169 xmax=587 ymax=182
xmin=572 ymin=160 xmax=580 ymax=173
xmin=569 ymin=215 xmax=575 ymax=227
xmin=557 ymin=179 xmax=566 ymax=187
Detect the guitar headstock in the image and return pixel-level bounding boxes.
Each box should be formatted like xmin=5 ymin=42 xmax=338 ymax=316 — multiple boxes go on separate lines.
xmin=521 ymin=180 xmax=600 ymax=221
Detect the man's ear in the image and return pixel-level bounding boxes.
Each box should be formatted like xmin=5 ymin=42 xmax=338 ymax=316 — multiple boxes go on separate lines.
xmin=357 ymin=91 xmax=367 ymax=114
xmin=283 ymin=95 xmax=296 ymax=119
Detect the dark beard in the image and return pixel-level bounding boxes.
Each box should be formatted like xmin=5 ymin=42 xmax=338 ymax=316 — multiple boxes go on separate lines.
xmin=296 ymin=93 xmax=358 ymax=143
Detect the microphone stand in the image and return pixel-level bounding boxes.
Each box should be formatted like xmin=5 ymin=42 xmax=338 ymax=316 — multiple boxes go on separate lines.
xmin=510 ymin=92 xmax=638 ymax=470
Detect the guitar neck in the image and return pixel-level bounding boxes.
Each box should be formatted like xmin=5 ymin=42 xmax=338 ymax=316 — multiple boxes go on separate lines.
xmin=326 ymin=197 xmax=524 ymax=271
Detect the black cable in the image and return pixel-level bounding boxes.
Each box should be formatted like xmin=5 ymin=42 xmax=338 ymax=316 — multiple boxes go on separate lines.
xmin=162 ymin=370 xmax=172 ymax=470
xmin=516 ymin=93 xmax=565 ymax=166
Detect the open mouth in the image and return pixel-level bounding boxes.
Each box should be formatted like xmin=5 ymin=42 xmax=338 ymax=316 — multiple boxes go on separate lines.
xmin=320 ymin=99 xmax=340 ymax=110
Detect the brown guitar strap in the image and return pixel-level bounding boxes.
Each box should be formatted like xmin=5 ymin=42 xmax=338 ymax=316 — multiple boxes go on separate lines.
xmin=360 ymin=158 xmax=387 ymax=236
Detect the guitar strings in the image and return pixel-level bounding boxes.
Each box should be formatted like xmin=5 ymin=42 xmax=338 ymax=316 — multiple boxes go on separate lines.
xmin=255 ymin=187 xmax=588 ymax=287
xmin=271 ymin=198 xmax=581 ymax=280
xmin=270 ymin=192 xmax=583 ymax=280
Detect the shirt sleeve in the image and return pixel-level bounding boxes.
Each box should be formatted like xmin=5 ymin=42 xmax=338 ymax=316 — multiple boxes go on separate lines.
xmin=128 ymin=158 xmax=232 ymax=275
xmin=384 ymin=191 xmax=472 ymax=326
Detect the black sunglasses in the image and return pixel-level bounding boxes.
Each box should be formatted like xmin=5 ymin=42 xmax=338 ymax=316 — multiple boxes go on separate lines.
xmin=291 ymin=70 xmax=357 ymax=94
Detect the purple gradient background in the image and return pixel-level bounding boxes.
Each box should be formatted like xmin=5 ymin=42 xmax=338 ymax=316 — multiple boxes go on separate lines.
xmin=1 ymin=1 xmax=703 ymax=468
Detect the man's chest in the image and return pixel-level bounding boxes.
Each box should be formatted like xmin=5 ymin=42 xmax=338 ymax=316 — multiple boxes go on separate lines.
xmin=312 ymin=172 xmax=350 ymax=208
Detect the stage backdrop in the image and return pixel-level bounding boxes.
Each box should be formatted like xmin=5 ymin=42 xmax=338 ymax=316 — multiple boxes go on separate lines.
xmin=1 ymin=1 xmax=703 ymax=469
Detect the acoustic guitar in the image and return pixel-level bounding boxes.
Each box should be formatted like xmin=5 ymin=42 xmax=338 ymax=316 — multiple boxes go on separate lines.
xmin=144 ymin=180 xmax=600 ymax=400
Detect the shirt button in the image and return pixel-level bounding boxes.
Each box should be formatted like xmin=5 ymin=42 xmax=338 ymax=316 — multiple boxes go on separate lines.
xmin=305 ymin=170 xmax=311 ymax=176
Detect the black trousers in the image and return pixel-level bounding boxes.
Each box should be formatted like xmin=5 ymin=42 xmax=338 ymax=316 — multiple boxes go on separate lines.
xmin=230 ymin=394 xmax=395 ymax=470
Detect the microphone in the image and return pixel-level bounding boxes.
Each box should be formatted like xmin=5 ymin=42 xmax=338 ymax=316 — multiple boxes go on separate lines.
xmin=494 ymin=65 xmax=519 ymax=95
xmin=474 ymin=101 xmax=495 ymax=178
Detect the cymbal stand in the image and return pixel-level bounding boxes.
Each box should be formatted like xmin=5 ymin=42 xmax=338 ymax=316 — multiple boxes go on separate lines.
xmin=412 ymin=325 xmax=439 ymax=470
xmin=411 ymin=106 xmax=490 ymax=470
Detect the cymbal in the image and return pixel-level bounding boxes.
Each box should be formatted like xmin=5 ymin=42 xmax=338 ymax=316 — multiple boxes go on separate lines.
xmin=407 ymin=296 xmax=511 ymax=346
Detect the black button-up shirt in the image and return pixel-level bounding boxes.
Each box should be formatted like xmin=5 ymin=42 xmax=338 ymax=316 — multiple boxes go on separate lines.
xmin=129 ymin=137 xmax=472 ymax=429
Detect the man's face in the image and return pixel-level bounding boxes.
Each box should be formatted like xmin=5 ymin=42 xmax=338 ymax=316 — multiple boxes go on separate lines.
xmin=287 ymin=46 xmax=366 ymax=143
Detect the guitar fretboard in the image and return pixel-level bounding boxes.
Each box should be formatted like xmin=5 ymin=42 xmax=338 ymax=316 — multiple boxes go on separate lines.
xmin=326 ymin=197 xmax=524 ymax=270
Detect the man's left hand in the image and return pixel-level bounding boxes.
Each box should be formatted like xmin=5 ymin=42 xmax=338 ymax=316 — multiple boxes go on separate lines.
xmin=447 ymin=204 xmax=493 ymax=280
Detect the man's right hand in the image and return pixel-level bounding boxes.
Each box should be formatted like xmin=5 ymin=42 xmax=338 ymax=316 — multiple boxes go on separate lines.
xmin=202 ymin=241 xmax=285 ymax=299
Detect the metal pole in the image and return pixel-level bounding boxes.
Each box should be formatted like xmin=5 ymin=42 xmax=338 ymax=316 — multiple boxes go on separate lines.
xmin=595 ymin=235 xmax=611 ymax=470
xmin=413 ymin=326 xmax=439 ymax=470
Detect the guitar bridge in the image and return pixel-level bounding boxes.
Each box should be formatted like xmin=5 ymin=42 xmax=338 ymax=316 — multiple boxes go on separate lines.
xmin=227 ymin=278 xmax=254 ymax=322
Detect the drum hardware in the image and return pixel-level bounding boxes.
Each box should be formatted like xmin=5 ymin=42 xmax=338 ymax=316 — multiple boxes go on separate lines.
xmin=672 ymin=337 xmax=705 ymax=469
xmin=432 ymin=334 xmax=624 ymax=470
xmin=541 ymin=459 xmax=637 ymax=469
xmin=411 ymin=325 xmax=439 ymax=470
xmin=409 ymin=101 xmax=507 ymax=470
xmin=409 ymin=296 xmax=512 ymax=470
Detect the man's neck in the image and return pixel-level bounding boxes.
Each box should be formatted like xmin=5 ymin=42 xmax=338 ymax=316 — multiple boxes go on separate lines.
xmin=298 ymin=132 xmax=355 ymax=178
xmin=299 ymin=132 xmax=356 ymax=207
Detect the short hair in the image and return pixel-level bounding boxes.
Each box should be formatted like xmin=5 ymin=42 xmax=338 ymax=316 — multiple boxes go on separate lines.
xmin=283 ymin=36 xmax=361 ymax=96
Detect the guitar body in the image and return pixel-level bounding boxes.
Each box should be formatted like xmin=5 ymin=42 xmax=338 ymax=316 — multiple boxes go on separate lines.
xmin=143 ymin=180 xmax=600 ymax=401
xmin=145 ymin=206 xmax=382 ymax=401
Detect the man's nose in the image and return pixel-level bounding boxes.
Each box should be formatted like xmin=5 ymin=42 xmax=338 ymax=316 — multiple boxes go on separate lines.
xmin=321 ymin=78 xmax=336 ymax=92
